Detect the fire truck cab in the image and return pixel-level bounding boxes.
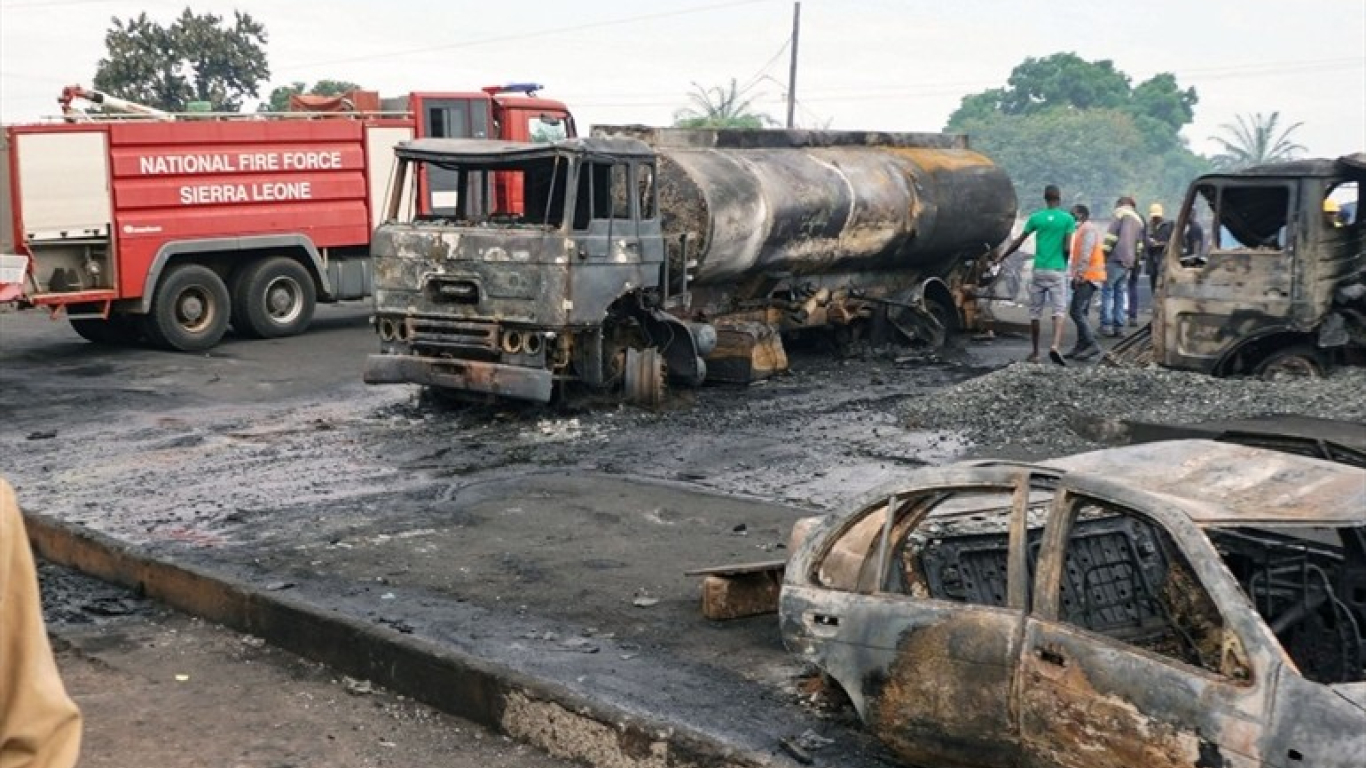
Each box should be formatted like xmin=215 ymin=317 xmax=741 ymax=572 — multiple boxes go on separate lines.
xmin=0 ymin=84 xmax=574 ymax=351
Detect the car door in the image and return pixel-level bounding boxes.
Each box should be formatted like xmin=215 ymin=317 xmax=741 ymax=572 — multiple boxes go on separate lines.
xmin=784 ymin=468 xmax=1050 ymax=768
xmin=1017 ymin=485 xmax=1279 ymax=768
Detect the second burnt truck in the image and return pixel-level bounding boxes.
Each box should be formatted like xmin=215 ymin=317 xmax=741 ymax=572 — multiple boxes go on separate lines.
xmin=363 ymin=127 xmax=1016 ymax=404
xmin=0 ymin=84 xmax=574 ymax=350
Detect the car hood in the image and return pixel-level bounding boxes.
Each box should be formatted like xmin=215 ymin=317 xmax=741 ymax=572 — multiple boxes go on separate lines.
xmin=1332 ymin=682 xmax=1366 ymax=713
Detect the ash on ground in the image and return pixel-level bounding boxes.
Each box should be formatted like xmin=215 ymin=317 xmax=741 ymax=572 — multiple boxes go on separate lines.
xmin=38 ymin=561 xmax=154 ymax=626
xmin=902 ymin=363 xmax=1366 ymax=459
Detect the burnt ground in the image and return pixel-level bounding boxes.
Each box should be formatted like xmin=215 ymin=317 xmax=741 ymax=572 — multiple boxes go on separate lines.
xmin=41 ymin=563 xmax=579 ymax=768
xmin=4 ymin=302 xmax=1365 ymax=765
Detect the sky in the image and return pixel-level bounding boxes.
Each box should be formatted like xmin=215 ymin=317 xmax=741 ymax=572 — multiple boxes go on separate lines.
xmin=1 ymin=0 xmax=1363 ymax=159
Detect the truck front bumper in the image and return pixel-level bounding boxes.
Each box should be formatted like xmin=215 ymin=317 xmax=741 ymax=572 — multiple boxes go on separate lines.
xmin=363 ymin=354 xmax=554 ymax=403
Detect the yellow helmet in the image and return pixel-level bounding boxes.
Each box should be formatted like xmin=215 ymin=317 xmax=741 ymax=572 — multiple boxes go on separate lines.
xmin=1324 ymin=198 xmax=1341 ymax=214
xmin=1148 ymin=203 xmax=1164 ymax=218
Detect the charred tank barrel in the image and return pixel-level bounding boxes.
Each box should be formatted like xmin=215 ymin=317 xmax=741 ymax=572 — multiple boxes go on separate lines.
xmin=595 ymin=127 xmax=1017 ymax=287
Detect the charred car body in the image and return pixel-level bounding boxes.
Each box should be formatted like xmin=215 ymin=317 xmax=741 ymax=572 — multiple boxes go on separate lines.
xmin=781 ymin=440 xmax=1366 ymax=768
xmin=364 ymin=129 xmax=1015 ymax=403
xmin=1148 ymin=154 xmax=1365 ymax=377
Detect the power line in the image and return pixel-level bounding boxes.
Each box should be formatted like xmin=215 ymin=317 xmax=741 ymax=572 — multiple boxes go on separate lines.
xmin=273 ymin=0 xmax=777 ymax=73
xmin=740 ymin=38 xmax=791 ymax=95
xmin=561 ymin=57 xmax=1366 ymax=109
xmin=0 ymin=0 xmax=128 ymax=9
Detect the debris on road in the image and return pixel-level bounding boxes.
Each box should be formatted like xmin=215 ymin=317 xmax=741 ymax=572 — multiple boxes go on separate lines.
xmin=902 ymin=363 xmax=1366 ymax=457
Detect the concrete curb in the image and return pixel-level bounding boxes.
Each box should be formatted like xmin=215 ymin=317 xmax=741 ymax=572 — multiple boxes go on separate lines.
xmin=26 ymin=512 xmax=789 ymax=768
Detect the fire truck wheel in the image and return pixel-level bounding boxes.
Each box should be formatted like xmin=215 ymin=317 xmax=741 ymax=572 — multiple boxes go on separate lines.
xmin=231 ymin=257 xmax=316 ymax=339
xmin=68 ymin=315 xmax=141 ymax=346
xmin=145 ymin=265 xmax=231 ymax=352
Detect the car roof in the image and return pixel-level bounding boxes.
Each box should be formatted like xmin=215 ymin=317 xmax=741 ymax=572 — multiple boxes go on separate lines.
xmin=1038 ymin=439 xmax=1365 ymax=527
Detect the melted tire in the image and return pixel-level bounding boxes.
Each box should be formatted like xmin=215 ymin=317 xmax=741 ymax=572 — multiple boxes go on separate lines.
xmin=1254 ymin=345 xmax=1325 ymax=380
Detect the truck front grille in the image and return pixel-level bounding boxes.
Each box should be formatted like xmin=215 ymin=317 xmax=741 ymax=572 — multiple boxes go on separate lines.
xmin=409 ymin=318 xmax=498 ymax=357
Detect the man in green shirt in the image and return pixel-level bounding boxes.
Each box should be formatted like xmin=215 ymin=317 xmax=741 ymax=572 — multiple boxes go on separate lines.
xmin=996 ymin=185 xmax=1076 ymax=364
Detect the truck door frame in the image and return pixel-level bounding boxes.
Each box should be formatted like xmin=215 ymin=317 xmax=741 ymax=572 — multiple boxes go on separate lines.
xmin=1161 ymin=178 xmax=1302 ymax=372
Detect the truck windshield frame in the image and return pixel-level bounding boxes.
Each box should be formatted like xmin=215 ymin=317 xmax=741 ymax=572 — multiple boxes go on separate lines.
xmin=396 ymin=153 xmax=570 ymax=231
xmin=571 ymin=160 xmax=637 ymax=231
xmin=1188 ymin=179 xmax=1297 ymax=257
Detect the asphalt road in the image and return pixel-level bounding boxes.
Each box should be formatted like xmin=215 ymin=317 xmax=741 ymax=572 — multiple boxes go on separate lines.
xmin=0 ymin=302 xmax=1040 ymax=766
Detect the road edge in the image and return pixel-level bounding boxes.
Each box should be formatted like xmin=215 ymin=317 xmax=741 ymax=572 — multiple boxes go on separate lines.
xmin=25 ymin=511 xmax=786 ymax=768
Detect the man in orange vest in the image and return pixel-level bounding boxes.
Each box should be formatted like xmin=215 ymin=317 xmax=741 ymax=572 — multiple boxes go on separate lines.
xmin=1064 ymin=204 xmax=1106 ymax=361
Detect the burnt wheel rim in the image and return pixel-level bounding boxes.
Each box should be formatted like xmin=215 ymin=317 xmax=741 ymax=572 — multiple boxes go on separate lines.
xmin=1263 ymin=355 xmax=1320 ymax=379
xmin=624 ymin=348 xmax=664 ymax=407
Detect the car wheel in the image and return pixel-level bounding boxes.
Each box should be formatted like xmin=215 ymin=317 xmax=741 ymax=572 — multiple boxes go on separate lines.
xmin=144 ymin=264 xmax=230 ymax=352
xmin=1254 ymin=345 xmax=1324 ymax=380
xmin=231 ymin=257 xmax=316 ymax=339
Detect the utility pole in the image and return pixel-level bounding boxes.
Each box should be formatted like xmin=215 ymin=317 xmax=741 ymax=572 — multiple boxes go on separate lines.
xmin=786 ymin=1 xmax=800 ymax=129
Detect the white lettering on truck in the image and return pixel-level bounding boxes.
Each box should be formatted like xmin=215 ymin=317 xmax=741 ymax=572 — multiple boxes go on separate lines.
xmin=178 ymin=181 xmax=313 ymax=205
xmin=140 ymin=154 xmax=236 ymax=175
xmin=282 ymin=151 xmax=342 ymax=170
xmin=139 ymin=151 xmax=345 ymax=176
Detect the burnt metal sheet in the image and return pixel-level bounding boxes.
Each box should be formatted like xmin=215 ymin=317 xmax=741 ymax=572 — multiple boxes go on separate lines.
xmin=1042 ymin=439 xmax=1365 ymax=526
xmin=396 ymin=136 xmax=655 ymax=165
xmin=1119 ymin=415 xmax=1366 ymax=466
xmin=593 ymin=125 xmax=970 ymax=150
xmin=362 ymin=353 xmax=553 ymax=402
xmin=653 ymin=143 xmax=1015 ymax=292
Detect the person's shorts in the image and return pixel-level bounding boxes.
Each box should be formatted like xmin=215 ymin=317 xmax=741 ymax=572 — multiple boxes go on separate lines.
xmin=1029 ymin=269 xmax=1068 ymax=319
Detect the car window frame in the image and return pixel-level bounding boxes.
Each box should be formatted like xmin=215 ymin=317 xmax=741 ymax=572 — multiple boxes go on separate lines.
xmin=805 ymin=467 xmax=1050 ymax=612
xmin=1030 ymin=481 xmax=1280 ymax=687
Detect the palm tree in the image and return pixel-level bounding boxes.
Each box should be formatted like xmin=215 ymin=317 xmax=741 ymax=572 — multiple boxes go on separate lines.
xmin=673 ymin=79 xmax=775 ymax=130
xmin=1209 ymin=112 xmax=1306 ymax=171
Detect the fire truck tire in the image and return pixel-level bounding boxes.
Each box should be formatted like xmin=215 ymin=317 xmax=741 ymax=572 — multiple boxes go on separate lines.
xmin=144 ymin=265 xmax=231 ymax=352
xmin=68 ymin=315 xmax=141 ymax=345
xmin=231 ymin=257 xmax=316 ymax=339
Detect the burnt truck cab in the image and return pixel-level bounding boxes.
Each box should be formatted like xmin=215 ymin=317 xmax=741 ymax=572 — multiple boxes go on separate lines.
xmin=364 ymin=137 xmax=712 ymax=404
xmin=1154 ymin=154 xmax=1365 ymax=376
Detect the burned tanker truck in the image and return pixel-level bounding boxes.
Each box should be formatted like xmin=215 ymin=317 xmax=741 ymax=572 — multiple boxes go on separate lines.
xmin=363 ymin=127 xmax=1016 ymax=404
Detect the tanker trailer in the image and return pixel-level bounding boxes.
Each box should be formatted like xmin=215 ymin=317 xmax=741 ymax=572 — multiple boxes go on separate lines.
xmin=596 ymin=126 xmax=1017 ymax=381
xmin=363 ymin=130 xmax=1015 ymax=405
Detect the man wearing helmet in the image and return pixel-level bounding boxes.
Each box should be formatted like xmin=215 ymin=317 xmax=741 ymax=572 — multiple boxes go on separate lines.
xmin=1324 ymin=197 xmax=1344 ymax=228
xmin=1144 ymin=203 xmax=1175 ymax=298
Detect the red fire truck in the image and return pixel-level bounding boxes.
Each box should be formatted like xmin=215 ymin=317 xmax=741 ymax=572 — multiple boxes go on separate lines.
xmin=0 ymin=84 xmax=575 ymax=350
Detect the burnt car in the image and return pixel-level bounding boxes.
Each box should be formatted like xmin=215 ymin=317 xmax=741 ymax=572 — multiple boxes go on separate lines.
xmin=780 ymin=440 xmax=1366 ymax=768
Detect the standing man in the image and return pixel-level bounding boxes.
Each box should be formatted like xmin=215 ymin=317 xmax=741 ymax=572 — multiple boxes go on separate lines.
xmin=1182 ymin=211 xmax=1205 ymax=261
xmin=1144 ymin=203 xmax=1175 ymax=298
xmin=1099 ymin=196 xmax=1144 ymax=337
xmin=1065 ymin=204 xmax=1105 ymax=360
xmin=997 ymin=185 xmax=1075 ymax=364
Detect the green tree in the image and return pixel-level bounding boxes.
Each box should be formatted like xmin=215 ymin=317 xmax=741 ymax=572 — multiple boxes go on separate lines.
xmin=93 ymin=7 xmax=269 ymax=112
xmin=946 ymin=53 xmax=1206 ymax=216
xmin=1209 ymin=112 xmax=1306 ymax=170
xmin=263 ymin=79 xmax=362 ymax=113
xmin=998 ymin=53 xmax=1132 ymax=114
xmin=673 ymin=79 xmax=774 ymax=130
